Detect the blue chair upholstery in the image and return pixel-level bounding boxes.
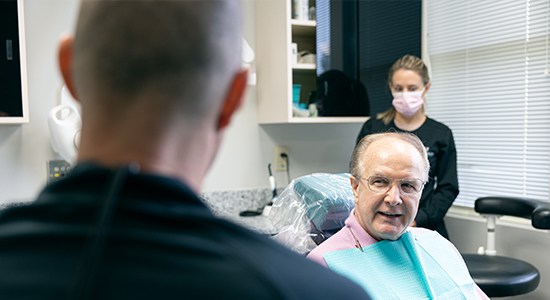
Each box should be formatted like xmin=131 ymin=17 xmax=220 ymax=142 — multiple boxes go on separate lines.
xmin=462 ymin=196 xmax=550 ymax=297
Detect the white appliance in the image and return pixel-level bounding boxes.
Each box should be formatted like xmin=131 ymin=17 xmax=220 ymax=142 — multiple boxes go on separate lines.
xmin=48 ymin=86 xmax=81 ymax=164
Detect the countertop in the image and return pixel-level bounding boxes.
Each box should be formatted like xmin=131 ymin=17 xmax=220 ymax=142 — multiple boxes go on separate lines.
xmin=201 ymin=188 xmax=278 ymax=236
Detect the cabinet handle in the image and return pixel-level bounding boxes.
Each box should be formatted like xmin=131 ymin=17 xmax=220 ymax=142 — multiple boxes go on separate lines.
xmin=6 ymin=40 xmax=13 ymax=60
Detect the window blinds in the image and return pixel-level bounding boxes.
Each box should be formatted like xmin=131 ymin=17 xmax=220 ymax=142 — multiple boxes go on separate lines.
xmin=426 ymin=0 xmax=550 ymax=207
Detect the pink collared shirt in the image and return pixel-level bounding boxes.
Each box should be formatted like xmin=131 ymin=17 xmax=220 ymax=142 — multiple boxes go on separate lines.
xmin=307 ymin=209 xmax=489 ymax=300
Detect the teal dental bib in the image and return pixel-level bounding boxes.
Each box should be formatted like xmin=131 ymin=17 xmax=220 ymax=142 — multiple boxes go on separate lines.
xmin=323 ymin=231 xmax=476 ymax=299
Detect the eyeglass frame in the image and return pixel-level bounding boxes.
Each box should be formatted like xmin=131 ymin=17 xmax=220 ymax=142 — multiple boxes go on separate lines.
xmin=354 ymin=175 xmax=427 ymax=196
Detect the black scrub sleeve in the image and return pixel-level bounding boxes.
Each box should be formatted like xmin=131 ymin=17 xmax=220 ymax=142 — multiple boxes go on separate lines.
xmin=414 ymin=131 xmax=459 ymax=231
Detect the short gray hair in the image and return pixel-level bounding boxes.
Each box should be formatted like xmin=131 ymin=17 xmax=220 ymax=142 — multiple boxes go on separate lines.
xmin=72 ymin=0 xmax=242 ymax=120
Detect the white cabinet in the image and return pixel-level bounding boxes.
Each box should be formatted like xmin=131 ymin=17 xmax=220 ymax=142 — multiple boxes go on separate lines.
xmin=0 ymin=0 xmax=29 ymax=124
xmin=255 ymin=0 xmax=367 ymax=124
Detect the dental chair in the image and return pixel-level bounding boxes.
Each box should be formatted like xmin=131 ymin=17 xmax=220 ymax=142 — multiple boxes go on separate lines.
xmin=461 ymin=196 xmax=550 ymax=297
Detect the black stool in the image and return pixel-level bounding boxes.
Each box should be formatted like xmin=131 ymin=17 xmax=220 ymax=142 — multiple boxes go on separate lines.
xmin=462 ymin=196 xmax=550 ymax=297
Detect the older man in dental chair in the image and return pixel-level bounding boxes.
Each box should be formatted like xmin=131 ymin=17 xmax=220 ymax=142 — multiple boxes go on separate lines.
xmin=307 ymin=132 xmax=488 ymax=299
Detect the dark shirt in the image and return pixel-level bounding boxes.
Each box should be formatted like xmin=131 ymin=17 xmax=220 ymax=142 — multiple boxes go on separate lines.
xmin=0 ymin=163 xmax=370 ymax=299
xmin=357 ymin=117 xmax=459 ymax=239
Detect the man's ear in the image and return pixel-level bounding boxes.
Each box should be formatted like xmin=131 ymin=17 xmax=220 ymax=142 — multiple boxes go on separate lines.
xmin=350 ymin=175 xmax=360 ymax=199
xmin=217 ymin=69 xmax=248 ymax=130
xmin=58 ymin=35 xmax=79 ymax=101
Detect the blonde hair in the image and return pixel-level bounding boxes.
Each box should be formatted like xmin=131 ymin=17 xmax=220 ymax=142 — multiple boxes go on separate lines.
xmin=377 ymin=54 xmax=430 ymax=124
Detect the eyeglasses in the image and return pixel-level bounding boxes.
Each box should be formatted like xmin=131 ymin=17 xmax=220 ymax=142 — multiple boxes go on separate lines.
xmin=356 ymin=176 xmax=425 ymax=195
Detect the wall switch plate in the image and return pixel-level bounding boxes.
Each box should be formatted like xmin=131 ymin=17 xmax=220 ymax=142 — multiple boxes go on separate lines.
xmin=47 ymin=160 xmax=71 ymax=184
xmin=274 ymin=146 xmax=289 ymax=172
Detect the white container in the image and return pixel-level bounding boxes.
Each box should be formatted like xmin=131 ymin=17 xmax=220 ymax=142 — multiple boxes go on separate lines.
xmin=293 ymin=0 xmax=309 ymax=20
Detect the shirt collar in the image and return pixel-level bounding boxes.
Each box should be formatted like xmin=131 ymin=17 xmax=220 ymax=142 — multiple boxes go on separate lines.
xmin=345 ymin=208 xmax=378 ymax=246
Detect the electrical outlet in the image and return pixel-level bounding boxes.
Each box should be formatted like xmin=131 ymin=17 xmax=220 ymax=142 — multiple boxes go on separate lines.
xmin=274 ymin=146 xmax=289 ymax=172
xmin=47 ymin=160 xmax=72 ymax=184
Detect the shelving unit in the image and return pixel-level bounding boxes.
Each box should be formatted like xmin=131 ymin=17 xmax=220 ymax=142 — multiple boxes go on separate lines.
xmin=255 ymin=0 xmax=368 ymax=124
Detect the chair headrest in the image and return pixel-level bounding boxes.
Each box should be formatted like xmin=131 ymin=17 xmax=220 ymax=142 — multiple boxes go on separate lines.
xmin=268 ymin=173 xmax=355 ymax=254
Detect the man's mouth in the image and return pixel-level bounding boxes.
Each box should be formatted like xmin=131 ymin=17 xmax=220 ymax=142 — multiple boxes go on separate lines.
xmin=379 ymin=211 xmax=402 ymax=217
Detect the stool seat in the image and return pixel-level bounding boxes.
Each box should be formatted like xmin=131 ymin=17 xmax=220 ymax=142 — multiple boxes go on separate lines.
xmin=463 ymin=253 xmax=540 ymax=297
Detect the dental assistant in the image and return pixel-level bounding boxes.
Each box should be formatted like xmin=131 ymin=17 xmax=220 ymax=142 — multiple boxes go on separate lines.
xmin=356 ymin=54 xmax=458 ymax=239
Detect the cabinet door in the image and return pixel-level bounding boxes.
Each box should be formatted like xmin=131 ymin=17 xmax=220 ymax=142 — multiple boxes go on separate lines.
xmin=316 ymin=0 xmax=421 ymax=117
xmin=0 ymin=0 xmax=29 ymax=123
xmin=357 ymin=0 xmax=421 ymax=115
xmin=316 ymin=0 xmax=364 ymax=117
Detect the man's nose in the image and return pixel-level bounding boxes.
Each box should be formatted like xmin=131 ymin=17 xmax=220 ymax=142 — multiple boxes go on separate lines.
xmin=384 ymin=183 xmax=403 ymax=206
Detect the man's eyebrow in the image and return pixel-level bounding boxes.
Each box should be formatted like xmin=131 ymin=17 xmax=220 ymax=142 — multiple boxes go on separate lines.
xmin=367 ymin=172 xmax=385 ymax=177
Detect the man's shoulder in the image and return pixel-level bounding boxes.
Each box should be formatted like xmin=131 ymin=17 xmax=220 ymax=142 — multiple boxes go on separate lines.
xmin=259 ymin=241 xmax=370 ymax=298
xmin=0 ymin=194 xmax=369 ymax=299
xmin=0 ymin=200 xmax=49 ymax=227
xmin=307 ymin=226 xmax=354 ymax=259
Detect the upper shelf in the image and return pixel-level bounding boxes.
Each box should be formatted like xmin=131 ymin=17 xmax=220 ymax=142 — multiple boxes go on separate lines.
xmin=292 ymin=63 xmax=316 ymax=71
xmin=288 ymin=116 xmax=369 ymax=124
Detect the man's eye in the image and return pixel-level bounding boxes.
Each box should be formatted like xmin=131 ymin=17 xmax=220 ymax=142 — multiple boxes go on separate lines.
xmin=400 ymin=179 xmax=422 ymax=193
xmin=370 ymin=177 xmax=390 ymax=186
xmin=401 ymin=182 xmax=416 ymax=193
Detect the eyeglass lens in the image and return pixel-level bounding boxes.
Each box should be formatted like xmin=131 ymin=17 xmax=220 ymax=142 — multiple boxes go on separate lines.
xmin=367 ymin=176 xmax=423 ymax=195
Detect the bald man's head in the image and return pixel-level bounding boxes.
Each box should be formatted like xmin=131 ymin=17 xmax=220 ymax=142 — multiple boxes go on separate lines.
xmin=351 ymin=132 xmax=430 ymax=181
xmin=71 ymin=0 xmax=242 ymax=120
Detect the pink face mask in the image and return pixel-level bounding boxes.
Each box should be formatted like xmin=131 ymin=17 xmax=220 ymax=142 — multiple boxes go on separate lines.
xmin=392 ymin=90 xmax=424 ymax=117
